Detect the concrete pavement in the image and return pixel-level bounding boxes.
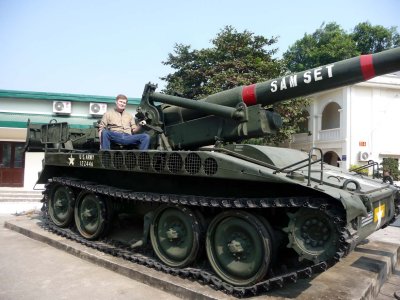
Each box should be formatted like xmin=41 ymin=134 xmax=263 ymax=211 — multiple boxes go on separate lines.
xmin=1 ymin=201 xmax=400 ymax=299
xmin=369 ymin=220 xmax=400 ymax=300
xmin=0 ymin=212 xmax=181 ymax=300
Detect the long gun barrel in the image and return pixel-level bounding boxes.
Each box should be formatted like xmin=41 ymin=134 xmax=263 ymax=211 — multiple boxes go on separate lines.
xmin=137 ymin=47 xmax=400 ymax=150
xmin=149 ymin=47 xmax=400 ymax=124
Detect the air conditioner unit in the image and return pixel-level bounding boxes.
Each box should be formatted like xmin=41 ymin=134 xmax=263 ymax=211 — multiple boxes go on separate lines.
xmin=89 ymin=102 xmax=107 ymax=115
xmin=358 ymin=151 xmax=370 ymax=161
xmin=53 ymin=101 xmax=71 ymax=114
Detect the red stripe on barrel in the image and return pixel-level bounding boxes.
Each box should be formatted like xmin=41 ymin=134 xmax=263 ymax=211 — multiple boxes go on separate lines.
xmin=360 ymin=54 xmax=376 ymax=80
xmin=242 ymin=84 xmax=257 ymax=106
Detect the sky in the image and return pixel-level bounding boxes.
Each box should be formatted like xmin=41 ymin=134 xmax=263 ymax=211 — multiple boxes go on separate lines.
xmin=0 ymin=0 xmax=399 ymax=98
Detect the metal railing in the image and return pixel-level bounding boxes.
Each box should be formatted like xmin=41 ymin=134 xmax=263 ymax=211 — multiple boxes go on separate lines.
xmin=274 ymin=147 xmax=324 ymax=186
xmin=204 ymin=146 xmax=325 ymax=187
xmin=350 ymin=160 xmax=379 ymax=178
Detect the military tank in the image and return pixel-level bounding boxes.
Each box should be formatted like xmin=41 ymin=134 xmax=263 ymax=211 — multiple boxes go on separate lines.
xmin=26 ymin=47 xmax=400 ymax=296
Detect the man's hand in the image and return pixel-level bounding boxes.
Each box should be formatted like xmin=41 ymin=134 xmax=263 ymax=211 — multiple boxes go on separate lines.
xmin=139 ymin=120 xmax=147 ymax=126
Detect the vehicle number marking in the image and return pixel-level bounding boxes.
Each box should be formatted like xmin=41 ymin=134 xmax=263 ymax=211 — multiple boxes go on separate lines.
xmin=78 ymin=154 xmax=94 ymax=167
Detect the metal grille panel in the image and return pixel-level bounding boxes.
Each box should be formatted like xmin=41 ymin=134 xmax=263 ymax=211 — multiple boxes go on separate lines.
xmin=152 ymin=153 xmax=166 ymax=172
xmin=125 ymin=152 xmax=137 ymax=170
xmin=167 ymin=153 xmax=183 ymax=173
xmin=204 ymin=157 xmax=218 ymax=175
xmin=184 ymin=153 xmax=201 ymax=175
xmin=100 ymin=151 xmax=111 ymax=168
xmin=113 ymin=151 xmax=124 ymax=169
xmin=138 ymin=152 xmax=151 ymax=171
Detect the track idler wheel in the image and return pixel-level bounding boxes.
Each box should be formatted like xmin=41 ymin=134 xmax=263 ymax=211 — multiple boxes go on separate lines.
xmin=284 ymin=208 xmax=339 ymax=263
xmin=206 ymin=210 xmax=272 ymax=286
xmin=48 ymin=184 xmax=75 ymax=227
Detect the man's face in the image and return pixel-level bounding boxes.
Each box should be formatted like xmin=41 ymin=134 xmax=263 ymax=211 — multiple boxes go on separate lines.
xmin=116 ymin=98 xmax=127 ymax=112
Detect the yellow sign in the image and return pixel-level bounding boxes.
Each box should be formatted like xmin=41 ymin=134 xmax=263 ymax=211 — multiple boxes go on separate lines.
xmin=374 ymin=204 xmax=385 ymax=223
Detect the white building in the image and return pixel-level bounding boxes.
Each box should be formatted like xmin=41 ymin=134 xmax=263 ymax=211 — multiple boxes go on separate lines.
xmin=290 ymin=72 xmax=400 ymax=171
xmin=0 ymin=90 xmax=139 ymax=189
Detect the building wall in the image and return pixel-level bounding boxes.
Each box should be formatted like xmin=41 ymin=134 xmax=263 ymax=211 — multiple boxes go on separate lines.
xmin=24 ymin=152 xmax=45 ymax=190
xmin=350 ymin=80 xmax=400 ymax=164
xmin=290 ymin=73 xmax=400 ymax=172
xmin=0 ymin=89 xmax=140 ymax=190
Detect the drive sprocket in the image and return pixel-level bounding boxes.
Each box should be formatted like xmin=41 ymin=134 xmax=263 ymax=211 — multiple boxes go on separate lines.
xmin=284 ymin=208 xmax=340 ymax=263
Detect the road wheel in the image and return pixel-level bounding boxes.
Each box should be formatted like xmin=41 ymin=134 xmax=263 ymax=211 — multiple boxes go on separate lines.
xmin=74 ymin=192 xmax=108 ymax=240
xmin=206 ymin=210 xmax=272 ymax=286
xmin=150 ymin=206 xmax=201 ymax=268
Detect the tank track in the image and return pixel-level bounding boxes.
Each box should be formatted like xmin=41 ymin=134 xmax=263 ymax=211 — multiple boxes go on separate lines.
xmin=39 ymin=177 xmax=357 ymax=297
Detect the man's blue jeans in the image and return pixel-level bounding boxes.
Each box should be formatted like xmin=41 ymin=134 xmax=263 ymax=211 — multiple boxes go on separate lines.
xmin=101 ymin=130 xmax=150 ymax=150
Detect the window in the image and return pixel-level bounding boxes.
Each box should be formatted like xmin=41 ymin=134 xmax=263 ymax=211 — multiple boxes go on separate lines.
xmin=321 ymin=102 xmax=341 ymax=130
xmin=0 ymin=142 xmax=25 ymax=168
xmin=1 ymin=143 xmax=11 ymax=167
xmin=14 ymin=144 xmax=25 ymax=168
xmin=0 ymin=142 xmax=25 ymax=187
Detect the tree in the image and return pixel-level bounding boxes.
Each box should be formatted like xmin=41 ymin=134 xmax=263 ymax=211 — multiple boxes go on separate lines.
xmin=162 ymin=26 xmax=281 ymax=98
xmin=283 ymin=22 xmax=400 ymax=72
xmin=283 ymin=22 xmax=359 ymax=72
xmin=352 ymin=22 xmax=400 ymax=54
xmin=381 ymin=158 xmax=399 ymax=181
xmin=161 ymin=26 xmax=309 ymax=145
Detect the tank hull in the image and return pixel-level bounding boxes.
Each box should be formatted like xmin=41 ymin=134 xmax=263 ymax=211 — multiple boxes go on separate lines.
xmin=36 ymin=146 xmax=398 ymax=294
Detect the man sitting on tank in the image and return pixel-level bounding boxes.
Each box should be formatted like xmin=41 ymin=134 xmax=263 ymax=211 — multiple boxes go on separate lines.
xmin=99 ymin=94 xmax=150 ymax=150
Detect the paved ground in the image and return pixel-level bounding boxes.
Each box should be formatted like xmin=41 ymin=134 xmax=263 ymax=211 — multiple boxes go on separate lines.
xmin=0 ymin=216 xmax=181 ymax=300
xmin=1 ymin=201 xmax=400 ymax=300
xmin=0 ymin=205 xmax=180 ymax=300
xmin=369 ymin=218 xmax=400 ymax=300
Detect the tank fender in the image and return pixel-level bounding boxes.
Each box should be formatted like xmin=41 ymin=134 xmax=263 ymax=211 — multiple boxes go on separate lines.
xmin=321 ymin=189 xmax=368 ymax=222
xmin=339 ymin=193 xmax=368 ymax=221
xmin=37 ymin=164 xmax=52 ymax=184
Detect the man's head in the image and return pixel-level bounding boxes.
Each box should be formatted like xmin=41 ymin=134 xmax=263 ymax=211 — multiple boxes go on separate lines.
xmin=115 ymin=94 xmax=128 ymax=112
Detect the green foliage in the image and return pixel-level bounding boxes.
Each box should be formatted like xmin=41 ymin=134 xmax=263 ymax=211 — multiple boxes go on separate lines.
xmin=243 ymin=137 xmax=267 ymax=146
xmin=161 ymin=26 xmax=282 ymax=98
xmin=349 ymin=164 xmax=369 ymax=176
xmin=297 ymin=109 xmax=310 ymax=133
xmin=352 ymin=22 xmax=400 ymax=54
xmin=283 ymin=22 xmax=358 ymax=72
xmin=381 ymin=158 xmax=400 ymax=181
xmin=161 ymin=26 xmax=310 ymax=145
xmin=283 ymin=22 xmax=400 ymax=72
xmin=268 ymin=97 xmax=311 ymax=145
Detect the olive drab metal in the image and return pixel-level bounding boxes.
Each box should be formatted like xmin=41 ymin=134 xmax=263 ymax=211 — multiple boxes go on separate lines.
xmin=26 ymin=47 xmax=400 ymax=296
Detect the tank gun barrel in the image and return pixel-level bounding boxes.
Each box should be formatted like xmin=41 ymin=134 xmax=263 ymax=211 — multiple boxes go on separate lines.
xmin=150 ymin=92 xmax=246 ymax=120
xmin=239 ymin=46 xmax=400 ymax=107
xmin=140 ymin=48 xmax=400 ymax=150
xmin=151 ymin=47 xmax=400 ymax=110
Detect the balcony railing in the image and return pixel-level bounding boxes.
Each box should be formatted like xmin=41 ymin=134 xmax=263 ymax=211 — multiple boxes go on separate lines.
xmin=292 ymin=128 xmax=342 ymax=145
xmin=318 ymin=128 xmax=341 ymax=141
